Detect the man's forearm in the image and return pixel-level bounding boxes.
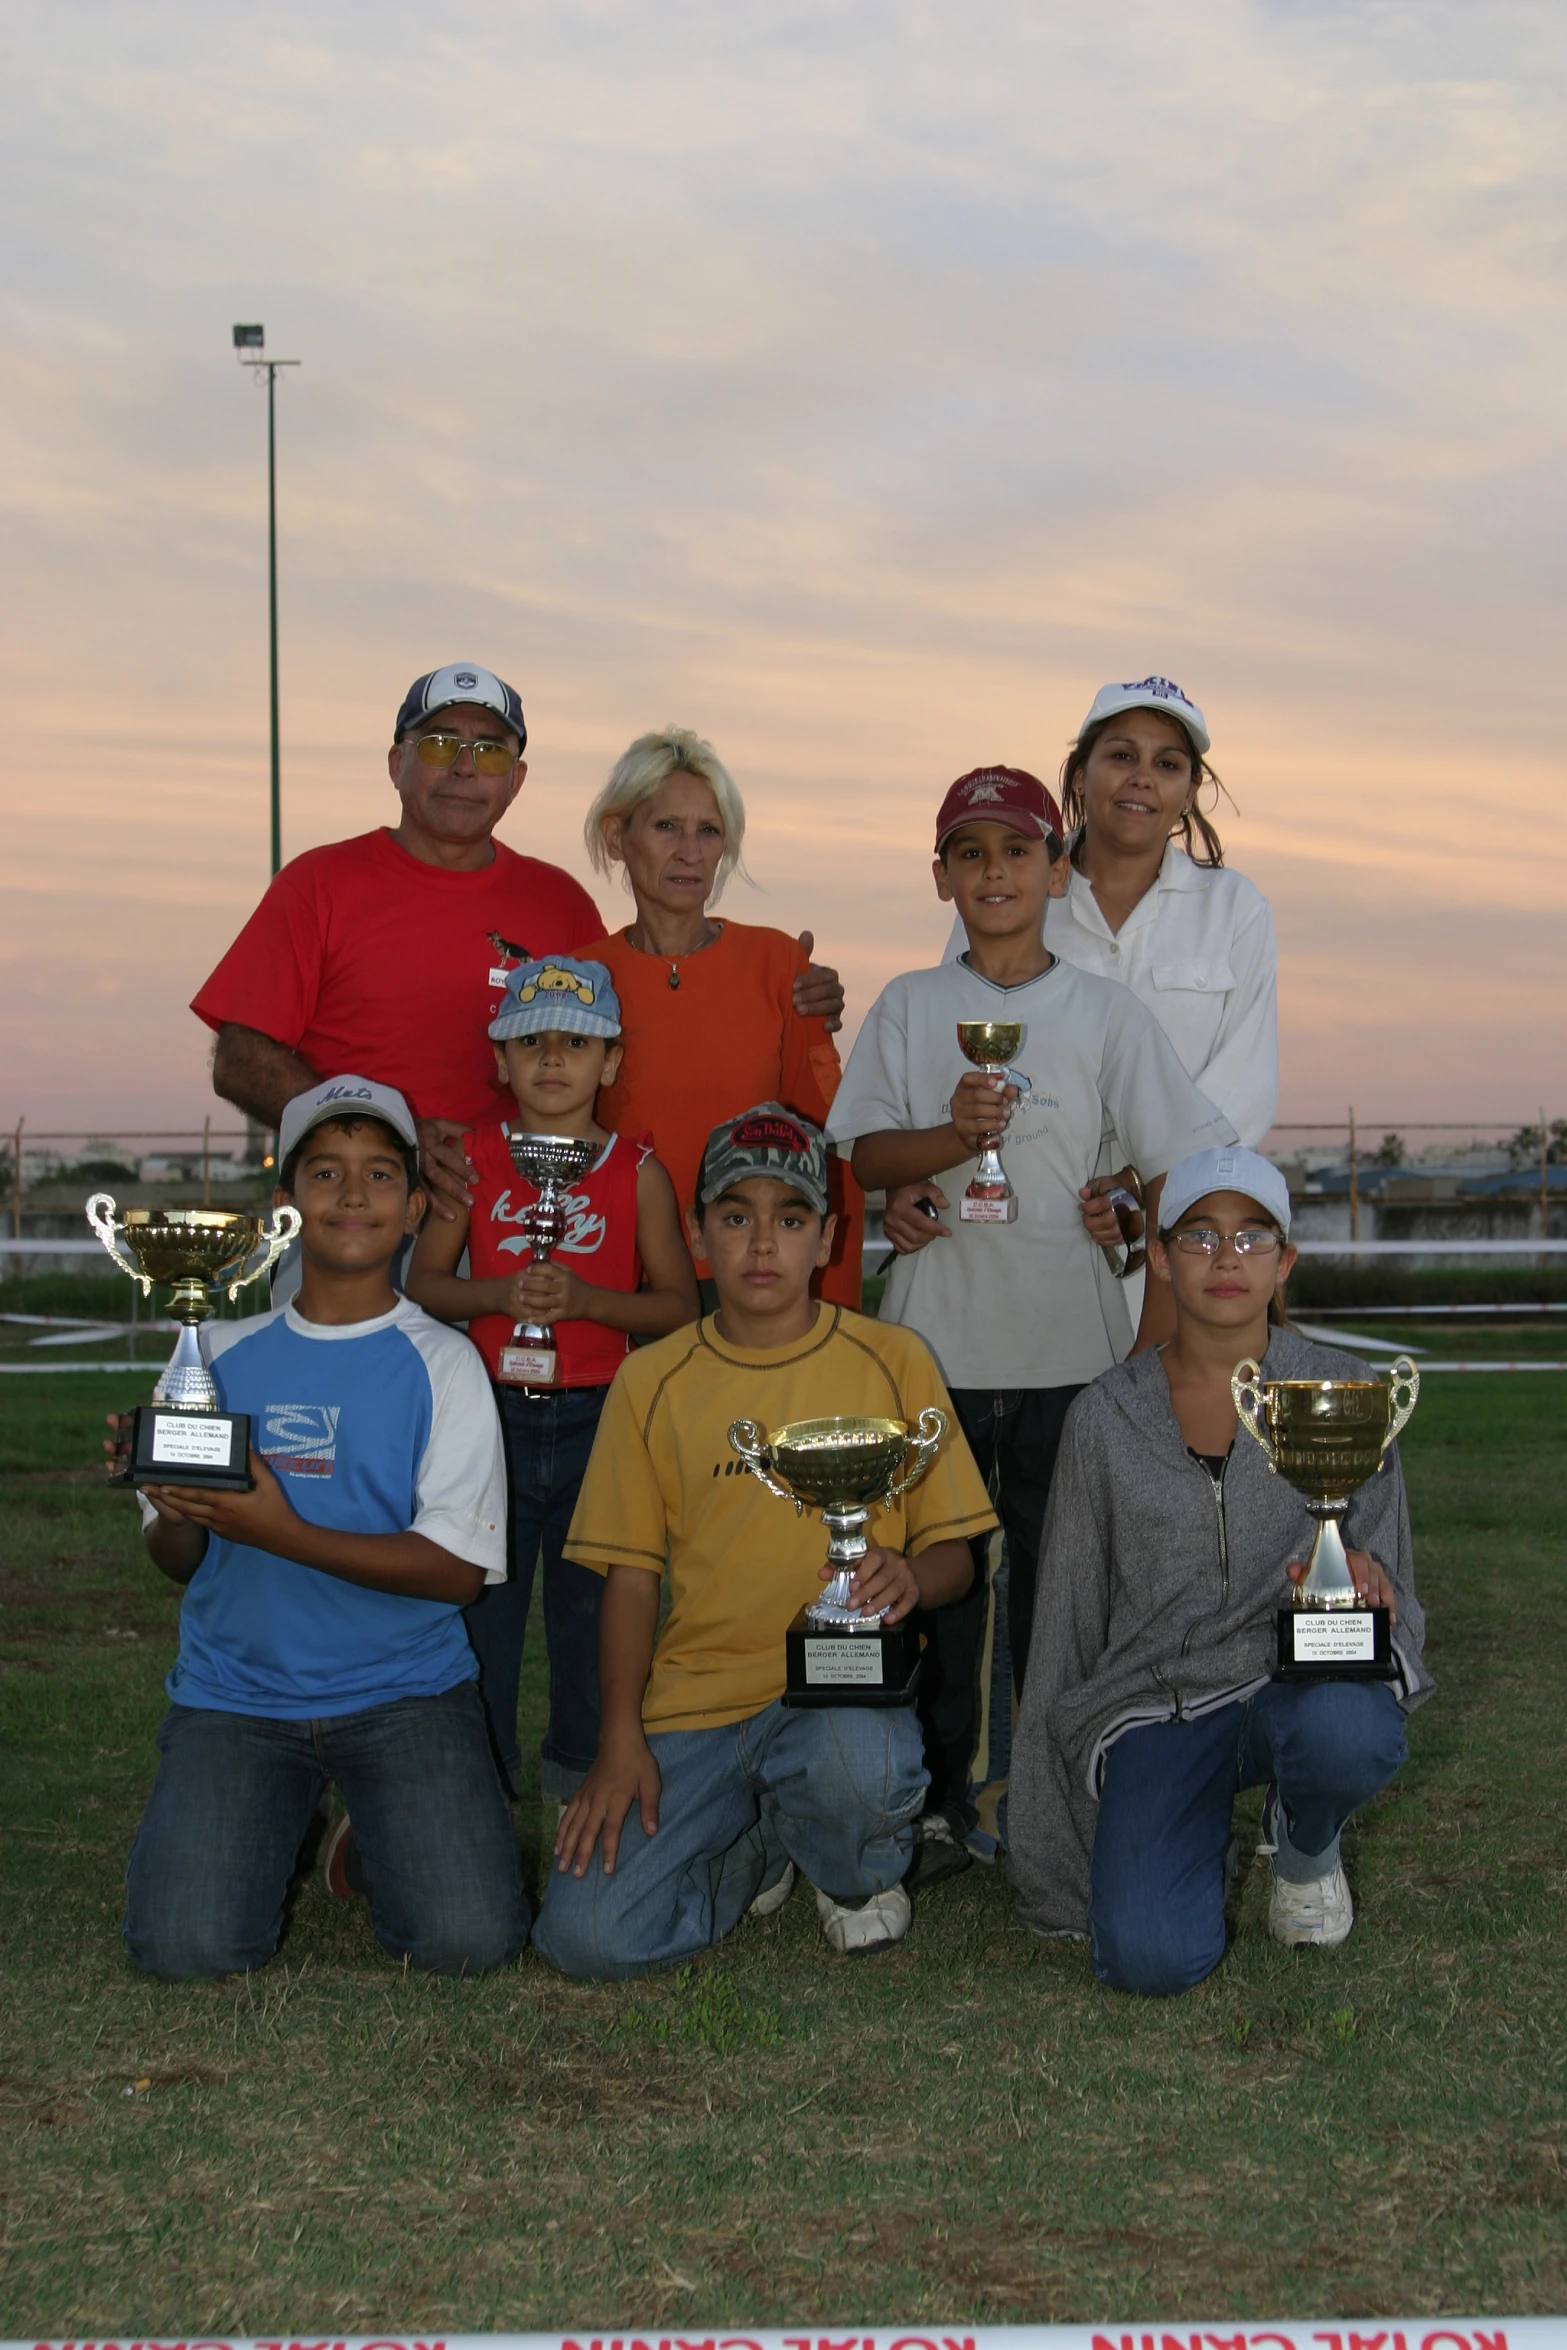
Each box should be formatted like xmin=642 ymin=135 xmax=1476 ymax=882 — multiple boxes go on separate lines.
xmin=912 ymin=1536 xmax=976 ymax=1610
xmin=851 ymin=1125 xmax=967 ymax=1192
xmin=269 ymin=1521 xmax=480 ymax=1603
xmin=597 ymin=1565 xmax=660 ymax=1741
xmin=211 ymin=1024 xmax=320 ymax=1127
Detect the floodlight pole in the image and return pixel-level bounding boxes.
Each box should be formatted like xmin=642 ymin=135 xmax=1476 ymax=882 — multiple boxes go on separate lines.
xmin=232 ymin=326 xmax=300 ymax=877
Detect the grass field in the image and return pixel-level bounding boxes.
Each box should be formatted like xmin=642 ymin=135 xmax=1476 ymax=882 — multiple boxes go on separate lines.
xmin=2 ymin=1367 xmax=1565 ymax=2333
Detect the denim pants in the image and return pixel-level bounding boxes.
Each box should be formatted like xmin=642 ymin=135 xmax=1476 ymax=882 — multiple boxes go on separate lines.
xmin=919 ymin=1384 xmax=1082 ymax=1832
xmin=532 ymin=1697 xmax=928 ymax=1982
xmin=123 ymin=1682 xmax=529 ymax=1981
xmin=465 ymin=1383 xmax=609 ymax=1799
xmin=1088 ymin=1680 xmax=1408 ymax=1997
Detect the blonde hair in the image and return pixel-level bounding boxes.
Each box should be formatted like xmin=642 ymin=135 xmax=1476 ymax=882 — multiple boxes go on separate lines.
xmin=584 ymin=725 xmax=750 ymax=903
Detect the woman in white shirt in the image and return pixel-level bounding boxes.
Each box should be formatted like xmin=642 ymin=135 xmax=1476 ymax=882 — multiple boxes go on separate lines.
xmin=901 ymin=675 xmax=1278 ymax=1259
xmin=1030 ymin=675 xmax=1277 ymax=1147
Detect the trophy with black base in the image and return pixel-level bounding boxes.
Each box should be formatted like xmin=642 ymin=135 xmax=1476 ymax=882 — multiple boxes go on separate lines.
xmin=727 ymin=1410 xmax=946 ymax=1705
xmin=87 ymin=1194 xmax=301 ymax=1489
xmin=496 ymin=1131 xmax=599 ymax=1384
xmin=1232 ymin=1354 xmax=1420 ymax=1680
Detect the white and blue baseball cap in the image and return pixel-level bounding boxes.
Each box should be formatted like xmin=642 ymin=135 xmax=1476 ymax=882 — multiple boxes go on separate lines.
xmin=394 ymin=663 xmax=527 ymax=752
xmin=1081 ymin=675 xmax=1210 ymax=759
xmin=489 ymin=957 xmax=622 ymax=1043
xmin=1160 ymin=1147 xmax=1291 ymax=1237
xmin=278 ymin=1075 xmax=419 ymax=1165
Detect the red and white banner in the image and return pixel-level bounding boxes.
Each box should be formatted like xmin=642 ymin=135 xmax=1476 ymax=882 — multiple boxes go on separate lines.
xmin=6 ymin=2326 xmax=1564 ymax=2350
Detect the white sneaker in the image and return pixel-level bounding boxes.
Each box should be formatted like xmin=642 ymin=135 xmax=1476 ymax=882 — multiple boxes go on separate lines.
xmin=1268 ymin=1861 xmax=1354 ymax=1948
xmin=815 ymin=1882 xmax=911 ymax=1955
xmin=748 ymin=1860 xmax=796 ymax=1917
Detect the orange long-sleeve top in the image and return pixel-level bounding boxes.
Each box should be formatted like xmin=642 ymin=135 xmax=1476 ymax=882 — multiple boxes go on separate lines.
xmin=587 ymin=920 xmax=863 ymax=1308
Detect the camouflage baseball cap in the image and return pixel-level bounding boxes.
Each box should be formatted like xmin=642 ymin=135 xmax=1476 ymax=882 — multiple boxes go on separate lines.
xmin=697 ymin=1102 xmax=830 ymax=1216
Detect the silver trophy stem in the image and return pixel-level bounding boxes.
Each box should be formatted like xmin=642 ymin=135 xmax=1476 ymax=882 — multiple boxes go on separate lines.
xmin=152 ymin=1320 xmax=219 ymax=1413
xmin=807 ymin=1505 xmax=881 ymax=1625
xmin=517 ymin=1184 xmax=567 ymax=1347
xmin=1298 ymin=1506 xmax=1358 ymax=1606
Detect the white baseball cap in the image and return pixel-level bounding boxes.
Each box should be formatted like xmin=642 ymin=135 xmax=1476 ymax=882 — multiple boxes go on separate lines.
xmin=1081 ymin=675 xmax=1210 ymax=759
xmin=393 ymin=663 xmax=526 ymax=752
xmin=278 ymin=1076 xmax=419 ymax=1167
xmin=1160 ymin=1147 xmax=1291 ymax=1238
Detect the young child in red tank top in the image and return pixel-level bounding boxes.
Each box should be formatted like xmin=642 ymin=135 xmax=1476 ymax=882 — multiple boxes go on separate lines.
xmin=405 ymin=957 xmax=697 ymax=1800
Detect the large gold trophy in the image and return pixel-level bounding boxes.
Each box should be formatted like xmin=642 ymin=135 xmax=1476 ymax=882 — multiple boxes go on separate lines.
xmin=955 ymin=1021 xmax=1031 ymax=1222
xmin=1231 ymin=1355 xmax=1419 ymax=1678
xmin=87 ymin=1194 xmax=301 ymax=1488
xmin=727 ymin=1410 xmax=945 ymax=1704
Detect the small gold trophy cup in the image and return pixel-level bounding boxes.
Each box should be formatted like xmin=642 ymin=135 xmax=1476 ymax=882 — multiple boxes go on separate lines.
xmin=497 ymin=1131 xmax=599 ymax=1385
xmin=728 ymin=1409 xmax=946 ymax=1705
xmin=1232 ymin=1354 xmax=1420 ymax=1679
xmin=955 ymin=1020 xmax=1030 ymax=1222
xmin=86 ymin=1193 xmax=302 ymax=1488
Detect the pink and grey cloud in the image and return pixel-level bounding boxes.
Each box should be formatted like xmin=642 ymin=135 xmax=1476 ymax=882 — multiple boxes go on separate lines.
xmin=3 ymin=2 xmax=1564 ymax=1138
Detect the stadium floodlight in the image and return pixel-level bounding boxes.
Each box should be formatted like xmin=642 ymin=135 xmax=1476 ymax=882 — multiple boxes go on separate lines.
xmin=231 ymin=322 xmax=301 ymax=877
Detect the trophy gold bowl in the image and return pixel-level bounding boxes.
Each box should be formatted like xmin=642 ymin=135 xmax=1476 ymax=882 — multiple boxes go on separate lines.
xmin=955 ymin=1020 xmax=1030 ymax=1222
xmin=86 ymin=1193 xmax=302 ymax=1487
xmin=1232 ymin=1354 xmax=1419 ymax=1678
xmin=728 ymin=1409 xmax=946 ymax=1705
xmin=497 ymin=1131 xmax=599 ymax=1385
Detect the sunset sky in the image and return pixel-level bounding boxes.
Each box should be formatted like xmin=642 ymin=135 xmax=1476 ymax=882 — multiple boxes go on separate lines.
xmin=4 ymin=3 xmax=1565 ymax=1153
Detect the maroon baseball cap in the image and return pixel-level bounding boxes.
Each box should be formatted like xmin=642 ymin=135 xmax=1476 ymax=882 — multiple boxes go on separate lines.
xmin=934 ymin=765 xmax=1065 ymax=853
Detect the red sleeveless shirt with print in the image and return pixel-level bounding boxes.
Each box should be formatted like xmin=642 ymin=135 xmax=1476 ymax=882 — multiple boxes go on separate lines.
xmin=465 ymin=1124 xmax=647 ymax=1387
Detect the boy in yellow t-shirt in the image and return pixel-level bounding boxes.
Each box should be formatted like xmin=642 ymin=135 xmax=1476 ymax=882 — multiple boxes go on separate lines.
xmin=532 ymin=1104 xmax=996 ymax=1978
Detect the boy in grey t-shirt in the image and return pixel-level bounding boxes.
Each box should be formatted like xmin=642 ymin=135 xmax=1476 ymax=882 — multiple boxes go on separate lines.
xmin=827 ymin=765 xmax=1232 ymax=1859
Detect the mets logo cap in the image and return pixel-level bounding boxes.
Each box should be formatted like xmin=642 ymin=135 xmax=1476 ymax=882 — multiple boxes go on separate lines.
xmin=277 ymin=1075 xmax=419 ymax=1165
xmin=489 ymin=957 xmax=623 ymax=1042
xmin=393 ymin=662 xmax=527 ymax=754
xmin=697 ymin=1102 xmax=830 ymax=1216
xmin=934 ymin=765 xmax=1065 ymax=854
xmin=1080 ymin=675 xmax=1210 ymax=758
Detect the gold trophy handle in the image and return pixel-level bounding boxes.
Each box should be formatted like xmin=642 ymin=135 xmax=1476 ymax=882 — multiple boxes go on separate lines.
xmin=85 ymin=1192 xmax=152 ymax=1296
xmin=883 ymin=1405 xmax=948 ymax=1501
xmin=1230 ymin=1357 xmax=1278 ymax=1472
xmin=225 ymin=1204 xmax=304 ymax=1301
xmin=727 ymin=1418 xmax=804 ymax=1514
xmin=1381 ymin=1355 xmax=1420 ymax=1459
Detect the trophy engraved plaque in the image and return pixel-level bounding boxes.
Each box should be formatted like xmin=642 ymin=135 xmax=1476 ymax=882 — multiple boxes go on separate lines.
xmin=86 ymin=1194 xmax=302 ymax=1488
xmin=727 ymin=1410 xmax=946 ymax=1706
xmin=955 ymin=1020 xmax=1030 ymax=1223
xmin=1231 ymin=1354 xmax=1420 ymax=1681
xmin=498 ymin=1132 xmax=599 ymax=1384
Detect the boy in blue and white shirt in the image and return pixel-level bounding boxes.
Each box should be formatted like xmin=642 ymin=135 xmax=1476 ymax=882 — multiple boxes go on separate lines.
xmin=114 ymin=1077 xmax=528 ymax=1980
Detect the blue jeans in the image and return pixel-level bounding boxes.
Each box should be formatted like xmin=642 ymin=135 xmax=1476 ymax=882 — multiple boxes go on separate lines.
xmin=533 ymin=1698 xmax=927 ymax=1981
xmin=922 ymin=1384 xmax=1082 ymax=1833
xmin=466 ymin=1383 xmax=608 ymax=1799
xmin=1088 ymin=1680 xmax=1408 ymax=1997
xmin=123 ymin=1683 xmax=529 ymax=1980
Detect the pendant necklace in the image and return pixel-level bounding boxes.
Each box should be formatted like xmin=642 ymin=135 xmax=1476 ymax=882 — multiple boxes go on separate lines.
xmin=641 ymin=919 xmax=719 ymax=990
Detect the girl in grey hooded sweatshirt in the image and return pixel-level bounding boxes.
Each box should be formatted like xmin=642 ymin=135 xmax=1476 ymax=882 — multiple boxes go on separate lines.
xmin=1008 ymin=1146 xmax=1432 ymax=1995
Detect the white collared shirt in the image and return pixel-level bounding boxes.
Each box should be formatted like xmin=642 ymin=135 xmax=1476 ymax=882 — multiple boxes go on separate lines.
xmin=942 ymin=844 xmax=1278 ymax=1145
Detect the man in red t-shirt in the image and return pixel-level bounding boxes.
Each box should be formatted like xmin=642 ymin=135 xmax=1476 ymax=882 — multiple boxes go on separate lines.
xmin=196 ymin=661 xmax=846 ymax=1217
xmin=197 ymin=663 xmax=610 ymax=1215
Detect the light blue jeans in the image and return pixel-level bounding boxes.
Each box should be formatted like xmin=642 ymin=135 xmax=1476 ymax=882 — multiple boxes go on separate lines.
xmin=533 ymin=1697 xmax=927 ymax=1981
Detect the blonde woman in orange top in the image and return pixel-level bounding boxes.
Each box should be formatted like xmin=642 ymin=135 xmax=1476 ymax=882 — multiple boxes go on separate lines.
xmin=584 ymin=726 xmax=862 ymax=1307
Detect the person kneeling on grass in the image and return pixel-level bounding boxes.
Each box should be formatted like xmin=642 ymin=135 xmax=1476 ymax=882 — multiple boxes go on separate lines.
xmin=109 ymin=1077 xmax=528 ymax=1982
xmin=531 ymin=1105 xmax=997 ymax=1979
xmin=1008 ymin=1145 xmax=1433 ymax=1994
